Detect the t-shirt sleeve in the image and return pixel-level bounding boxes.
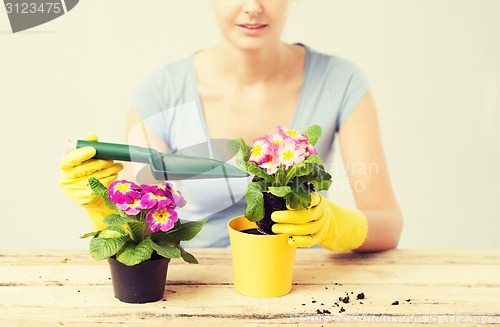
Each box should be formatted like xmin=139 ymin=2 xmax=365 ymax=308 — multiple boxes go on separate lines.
xmin=336 ymin=61 xmax=370 ymax=131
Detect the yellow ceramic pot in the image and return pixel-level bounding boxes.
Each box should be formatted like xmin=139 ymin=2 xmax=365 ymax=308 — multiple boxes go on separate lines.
xmin=227 ymin=216 xmax=297 ymax=298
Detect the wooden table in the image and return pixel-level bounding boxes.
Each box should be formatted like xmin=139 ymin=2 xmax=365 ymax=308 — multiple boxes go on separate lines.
xmin=1 ymin=248 xmax=499 ymax=326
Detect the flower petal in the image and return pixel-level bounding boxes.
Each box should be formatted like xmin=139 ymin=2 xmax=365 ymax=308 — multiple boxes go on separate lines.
xmin=146 ymin=207 xmax=179 ymax=232
xmin=108 ymin=180 xmax=141 ymax=204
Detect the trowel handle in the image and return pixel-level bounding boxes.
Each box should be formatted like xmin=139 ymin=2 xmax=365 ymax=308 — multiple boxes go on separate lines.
xmin=76 ymin=140 xmax=157 ymax=164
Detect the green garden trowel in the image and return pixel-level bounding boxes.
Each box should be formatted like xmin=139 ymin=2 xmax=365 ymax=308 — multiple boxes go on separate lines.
xmin=74 ymin=140 xmax=249 ymax=181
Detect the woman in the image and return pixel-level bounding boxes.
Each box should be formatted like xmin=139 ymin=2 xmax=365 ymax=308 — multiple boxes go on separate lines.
xmin=60 ymin=0 xmax=403 ymax=252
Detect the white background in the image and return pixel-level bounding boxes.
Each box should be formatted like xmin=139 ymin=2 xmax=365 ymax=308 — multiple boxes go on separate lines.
xmin=0 ymin=0 xmax=499 ymax=249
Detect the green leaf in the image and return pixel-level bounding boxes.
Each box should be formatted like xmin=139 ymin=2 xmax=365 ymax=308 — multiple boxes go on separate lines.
xmin=105 ymin=224 xmax=127 ymax=234
xmin=97 ymin=229 xmax=124 ymax=239
xmin=244 ymin=181 xmax=266 ymax=222
xmin=308 ymin=165 xmax=333 ymax=192
xmin=312 ymin=179 xmax=332 ymax=192
xmin=179 ymin=245 xmax=199 ymax=264
xmin=127 ymin=221 xmax=145 ymax=243
xmin=169 ymin=219 xmax=208 ymax=242
xmin=88 ymin=177 xmax=116 ymax=210
xmin=103 ymin=214 xmax=137 ymax=225
xmin=287 ymin=177 xmax=312 ymax=194
xmin=149 ymin=237 xmax=181 ymax=259
xmin=304 ymin=154 xmax=323 ymax=164
xmin=151 ymin=233 xmax=177 ymax=247
xmin=80 ymin=231 xmax=98 ymax=239
xmin=245 ymin=162 xmax=272 ymax=181
xmin=89 ymin=234 xmax=128 ymax=261
xmin=284 ymin=188 xmax=312 ymax=210
xmin=284 ymin=162 xmax=313 ymax=182
xmin=116 ymin=239 xmax=154 ymax=266
xmin=302 ymin=125 xmax=322 ymax=146
xmin=88 ymin=176 xmax=107 ymax=197
xmin=268 ymin=186 xmax=291 ymax=197
xmin=228 ymin=138 xmax=251 ymax=161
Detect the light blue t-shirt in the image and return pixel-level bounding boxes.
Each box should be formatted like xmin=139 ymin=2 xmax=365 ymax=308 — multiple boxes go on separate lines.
xmin=131 ymin=45 xmax=369 ymax=248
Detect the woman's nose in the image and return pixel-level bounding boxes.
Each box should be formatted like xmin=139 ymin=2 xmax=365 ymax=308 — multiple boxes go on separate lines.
xmin=242 ymin=0 xmax=263 ymax=16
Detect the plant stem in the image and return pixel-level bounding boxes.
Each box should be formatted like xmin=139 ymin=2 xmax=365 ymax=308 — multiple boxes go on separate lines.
xmin=126 ymin=222 xmax=137 ymax=242
xmin=143 ymin=222 xmax=152 ymax=239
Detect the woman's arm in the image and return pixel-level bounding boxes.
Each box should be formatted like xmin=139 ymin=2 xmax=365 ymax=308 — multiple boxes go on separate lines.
xmin=338 ymin=90 xmax=403 ymax=252
xmin=122 ymin=108 xmax=170 ymax=183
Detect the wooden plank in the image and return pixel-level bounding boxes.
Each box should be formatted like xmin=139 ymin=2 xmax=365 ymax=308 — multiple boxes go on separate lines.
xmin=0 ymin=261 xmax=500 ymax=287
xmin=0 ymin=284 xmax=499 ymax=325
xmin=1 ymin=263 xmax=499 ymax=287
xmin=2 ymin=248 xmax=500 ymax=265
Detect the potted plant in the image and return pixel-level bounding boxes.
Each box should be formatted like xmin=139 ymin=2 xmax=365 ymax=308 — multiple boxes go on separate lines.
xmin=231 ymin=124 xmax=332 ymax=234
xmin=227 ymin=124 xmax=332 ymax=298
xmin=81 ymin=177 xmax=206 ymax=303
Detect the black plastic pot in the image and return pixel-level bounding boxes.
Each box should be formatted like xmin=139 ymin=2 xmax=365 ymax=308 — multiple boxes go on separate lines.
xmin=107 ymin=256 xmax=170 ymax=304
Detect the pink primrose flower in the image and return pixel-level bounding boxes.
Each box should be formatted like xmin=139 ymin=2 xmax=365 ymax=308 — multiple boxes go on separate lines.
xmin=141 ymin=191 xmax=174 ymax=210
xmin=260 ymin=155 xmax=279 ymax=175
xmin=306 ymin=143 xmax=318 ymax=155
xmin=142 ymin=182 xmax=185 ymax=208
xmin=277 ymin=125 xmax=308 ymax=143
xmin=249 ymin=136 xmax=273 ymax=165
xmin=269 ymin=126 xmax=287 ymax=145
xmin=116 ymin=198 xmax=145 ymax=215
xmin=108 ymin=180 xmax=141 ymax=205
xmin=146 ymin=207 xmax=179 ymax=232
xmin=275 ymin=138 xmax=306 ymax=169
xmin=141 ymin=183 xmax=168 ymax=196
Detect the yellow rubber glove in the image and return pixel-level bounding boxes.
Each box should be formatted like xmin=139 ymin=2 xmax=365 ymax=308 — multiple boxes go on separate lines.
xmin=271 ymin=193 xmax=368 ymax=252
xmin=60 ymin=132 xmax=124 ymax=230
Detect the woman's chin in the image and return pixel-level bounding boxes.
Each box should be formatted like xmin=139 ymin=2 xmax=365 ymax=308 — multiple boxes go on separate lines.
xmin=225 ymin=38 xmax=278 ymax=52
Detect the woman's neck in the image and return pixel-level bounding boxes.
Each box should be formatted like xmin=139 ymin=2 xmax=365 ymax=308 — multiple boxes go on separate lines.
xmin=209 ymin=42 xmax=299 ymax=85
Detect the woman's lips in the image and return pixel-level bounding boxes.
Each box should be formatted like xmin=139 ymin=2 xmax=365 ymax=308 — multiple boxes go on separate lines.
xmin=237 ymin=24 xmax=268 ymax=36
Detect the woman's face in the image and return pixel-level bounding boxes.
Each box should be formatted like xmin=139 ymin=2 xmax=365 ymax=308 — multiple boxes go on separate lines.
xmin=210 ymin=0 xmax=292 ymax=50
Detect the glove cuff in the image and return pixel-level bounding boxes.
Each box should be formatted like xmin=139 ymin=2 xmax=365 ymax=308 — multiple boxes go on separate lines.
xmin=321 ymin=203 xmax=368 ymax=252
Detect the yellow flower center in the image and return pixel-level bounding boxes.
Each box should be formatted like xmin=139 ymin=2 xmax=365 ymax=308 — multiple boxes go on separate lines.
xmin=252 ymin=145 xmax=263 ymax=157
xmin=283 ymin=150 xmax=295 ymax=161
xmin=115 ymin=183 xmax=130 ymax=193
xmin=150 ymin=193 xmax=164 ymax=200
xmin=130 ymin=199 xmax=141 ymax=208
xmin=287 ymin=130 xmax=299 ymax=137
xmin=153 ymin=209 xmax=170 ymax=223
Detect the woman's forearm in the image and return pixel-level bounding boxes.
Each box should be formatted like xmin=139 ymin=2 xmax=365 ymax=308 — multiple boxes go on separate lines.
xmin=354 ymin=207 xmax=404 ymax=252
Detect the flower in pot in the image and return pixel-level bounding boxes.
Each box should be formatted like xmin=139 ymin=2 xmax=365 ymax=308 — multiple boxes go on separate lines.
xmin=81 ymin=177 xmax=206 ymax=303
xmin=226 ymin=124 xmax=332 ymax=298
xmin=230 ymin=124 xmax=332 ymax=235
